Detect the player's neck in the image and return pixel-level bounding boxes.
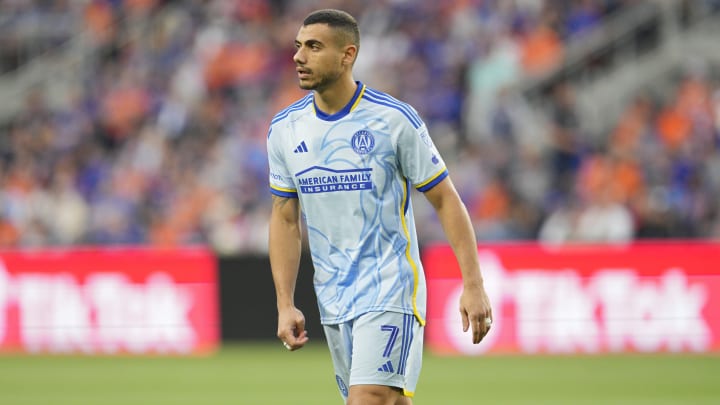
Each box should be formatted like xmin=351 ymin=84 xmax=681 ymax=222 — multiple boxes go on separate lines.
xmin=313 ymin=77 xmax=357 ymax=115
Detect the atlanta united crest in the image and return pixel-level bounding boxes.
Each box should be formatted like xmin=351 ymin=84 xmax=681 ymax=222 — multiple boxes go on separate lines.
xmin=351 ymin=129 xmax=375 ymax=155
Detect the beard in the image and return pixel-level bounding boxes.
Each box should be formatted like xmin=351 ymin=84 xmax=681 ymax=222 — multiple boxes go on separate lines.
xmin=298 ymin=67 xmax=343 ymax=92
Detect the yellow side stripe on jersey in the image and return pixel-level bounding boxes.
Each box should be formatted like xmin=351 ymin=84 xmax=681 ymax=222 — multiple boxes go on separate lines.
xmin=400 ymin=179 xmax=426 ymax=326
xmin=415 ymin=167 xmax=447 ymax=189
xmin=349 ymin=84 xmax=366 ymax=112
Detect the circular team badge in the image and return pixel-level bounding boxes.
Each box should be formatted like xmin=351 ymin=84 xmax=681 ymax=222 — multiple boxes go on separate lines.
xmin=351 ymin=130 xmax=375 ymax=155
xmin=336 ymin=375 xmax=349 ymax=396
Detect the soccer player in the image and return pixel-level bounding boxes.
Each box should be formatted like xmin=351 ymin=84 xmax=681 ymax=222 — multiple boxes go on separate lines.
xmin=267 ymin=9 xmax=493 ymax=405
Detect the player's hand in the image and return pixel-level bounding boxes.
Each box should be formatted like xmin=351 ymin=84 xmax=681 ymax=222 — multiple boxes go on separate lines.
xmin=277 ymin=306 xmax=309 ymax=351
xmin=459 ymin=282 xmax=493 ymax=344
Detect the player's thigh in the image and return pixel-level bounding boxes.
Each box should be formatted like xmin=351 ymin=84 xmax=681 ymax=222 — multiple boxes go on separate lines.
xmin=324 ymin=311 xmax=423 ymax=402
xmin=350 ymin=311 xmax=423 ymax=396
xmin=347 ymin=384 xmax=403 ymax=405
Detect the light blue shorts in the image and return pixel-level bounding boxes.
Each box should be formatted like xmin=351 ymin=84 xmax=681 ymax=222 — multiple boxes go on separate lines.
xmin=323 ymin=311 xmax=424 ymax=401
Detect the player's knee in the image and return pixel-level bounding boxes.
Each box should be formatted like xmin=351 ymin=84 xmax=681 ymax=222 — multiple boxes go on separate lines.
xmin=347 ymin=384 xmax=401 ymax=405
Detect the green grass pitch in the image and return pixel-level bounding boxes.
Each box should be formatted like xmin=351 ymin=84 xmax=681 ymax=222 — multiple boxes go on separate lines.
xmin=1 ymin=342 xmax=718 ymax=404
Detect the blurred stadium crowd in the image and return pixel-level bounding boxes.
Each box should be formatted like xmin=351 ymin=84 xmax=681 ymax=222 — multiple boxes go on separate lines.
xmin=0 ymin=0 xmax=719 ymax=253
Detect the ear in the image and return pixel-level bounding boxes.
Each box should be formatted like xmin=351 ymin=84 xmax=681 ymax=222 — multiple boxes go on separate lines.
xmin=342 ymin=44 xmax=358 ymax=67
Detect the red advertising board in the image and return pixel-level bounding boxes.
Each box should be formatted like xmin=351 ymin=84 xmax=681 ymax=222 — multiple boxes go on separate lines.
xmin=424 ymin=242 xmax=720 ymax=355
xmin=0 ymin=248 xmax=219 ymax=355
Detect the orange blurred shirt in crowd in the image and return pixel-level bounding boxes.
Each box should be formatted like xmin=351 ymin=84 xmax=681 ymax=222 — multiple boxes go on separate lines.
xmin=521 ymin=23 xmax=564 ymax=76
xmin=84 ymin=0 xmax=114 ymax=44
xmin=657 ymin=105 xmax=692 ymax=151
xmin=656 ymin=75 xmax=713 ymax=151
xmin=610 ymin=96 xmax=652 ymax=157
xmin=204 ymin=43 xmax=269 ymax=90
xmin=102 ymin=87 xmax=151 ymax=139
xmin=0 ymin=220 xmax=19 ymax=247
xmin=149 ymin=185 xmax=216 ymax=247
xmin=578 ymin=154 xmax=643 ymax=204
xmin=471 ymin=181 xmax=510 ymax=221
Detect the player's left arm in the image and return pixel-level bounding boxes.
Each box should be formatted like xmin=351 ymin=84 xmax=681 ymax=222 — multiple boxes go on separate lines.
xmin=423 ymin=176 xmax=493 ymax=344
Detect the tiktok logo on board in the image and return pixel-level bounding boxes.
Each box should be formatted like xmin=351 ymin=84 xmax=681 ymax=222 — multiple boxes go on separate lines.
xmin=442 ymin=251 xmax=711 ymax=355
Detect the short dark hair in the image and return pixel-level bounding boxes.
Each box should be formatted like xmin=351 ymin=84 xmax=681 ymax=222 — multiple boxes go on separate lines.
xmin=303 ymin=9 xmax=360 ymax=49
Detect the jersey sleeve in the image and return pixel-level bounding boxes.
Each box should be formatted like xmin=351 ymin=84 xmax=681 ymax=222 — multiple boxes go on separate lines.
xmin=396 ymin=120 xmax=448 ymax=192
xmin=267 ymin=125 xmax=298 ymax=198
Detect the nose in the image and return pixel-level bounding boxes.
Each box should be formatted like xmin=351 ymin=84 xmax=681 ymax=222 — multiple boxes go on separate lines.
xmin=293 ymin=47 xmax=305 ymax=65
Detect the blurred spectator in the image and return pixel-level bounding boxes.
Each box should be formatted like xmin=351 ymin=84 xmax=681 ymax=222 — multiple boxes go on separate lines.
xmin=538 ymin=197 xmax=582 ymax=245
xmin=539 ymin=187 xmax=634 ymax=245
xmin=564 ymin=0 xmax=602 ymax=38
xmin=520 ymin=7 xmax=564 ymax=77
xmin=546 ymin=80 xmax=583 ymax=201
xmin=574 ymin=187 xmax=635 ymax=244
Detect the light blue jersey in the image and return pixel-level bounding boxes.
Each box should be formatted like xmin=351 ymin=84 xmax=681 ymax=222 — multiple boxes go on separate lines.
xmin=267 ymin=82 xmax=447 ymax=325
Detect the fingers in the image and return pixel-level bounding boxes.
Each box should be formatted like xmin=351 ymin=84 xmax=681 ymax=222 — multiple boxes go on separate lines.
xmin=277 ymin=308 xmax=309 ymax=351
xmin=470 ymin=316 xmax=482 ymax=344
xmin=459 ymin=285 xmax=493 ymax=344
xmin=477 ymin=315 xmax=492 ymax=343
xmin=462 ymin=310 xmax=492 ymax=344
xmin=470 ymin=315 xmax=492 ymax=344
xmin=281 ymin=329 xmax=309 ymax=351
xmin=461 ymin=310 xmax=470 ymax=333
xmin=277 ymin=321 xmax=309 ymax=351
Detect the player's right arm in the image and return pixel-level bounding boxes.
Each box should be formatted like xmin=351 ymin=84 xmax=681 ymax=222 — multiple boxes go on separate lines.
xmin=269 ymin=194 xmax=309 ymax=350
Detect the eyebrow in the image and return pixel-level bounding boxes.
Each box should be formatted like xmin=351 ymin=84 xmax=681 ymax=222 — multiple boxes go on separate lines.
xmin=295 ymin=38 xmax=324 ymax=48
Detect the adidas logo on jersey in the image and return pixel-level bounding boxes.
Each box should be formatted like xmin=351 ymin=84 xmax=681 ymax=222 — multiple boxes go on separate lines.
xmin=377 ymin=360 xmax=394 ymax=373
xmin=293 ymin=141 xmax=308 ymax=153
